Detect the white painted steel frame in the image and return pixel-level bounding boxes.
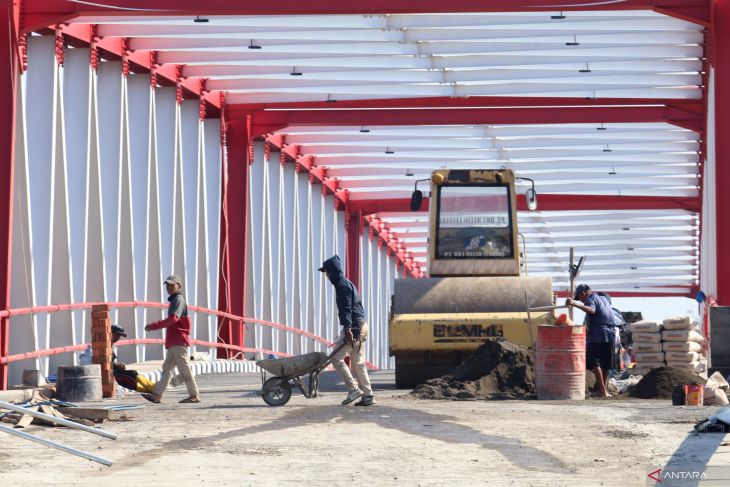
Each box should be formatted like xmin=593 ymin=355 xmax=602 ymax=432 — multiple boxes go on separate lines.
xmin=375 ymin=209 xmax=699 ymax=295
xmin=72 ymin=10 xmax=705 ymax=104
xmin=244 ymin=144 xmax=393 ymax=369
xmin=8 ymin=38 xmax=222 ymax=385
xmin=280 ymin=122 xmax=701 ymax=200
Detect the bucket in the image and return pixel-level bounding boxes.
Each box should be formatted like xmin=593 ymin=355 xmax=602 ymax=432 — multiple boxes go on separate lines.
xmin=685 ymin=384 xmax=703 ymax=406
xmin=536 ymin=325 xmax=586 ymax=400
xmin=56 ymin=364 xmax=103 ymax=402
xmin=671 ymin=385 xmax=686 ymax=406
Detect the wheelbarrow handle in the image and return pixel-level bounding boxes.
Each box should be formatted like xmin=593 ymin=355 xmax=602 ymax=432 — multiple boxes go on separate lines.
xmin=326 ymin=341 xmax=347 ymax=360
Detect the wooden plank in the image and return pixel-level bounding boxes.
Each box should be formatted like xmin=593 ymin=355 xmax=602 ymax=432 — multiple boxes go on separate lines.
xmin=59 ymin=406 xmax=139 ymax=423
xmin=14 ymin=406 xmax=38 ymax=428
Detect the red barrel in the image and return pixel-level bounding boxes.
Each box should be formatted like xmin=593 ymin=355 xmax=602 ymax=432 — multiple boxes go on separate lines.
xmin=536 ymin=325 xmax=586 ymax=400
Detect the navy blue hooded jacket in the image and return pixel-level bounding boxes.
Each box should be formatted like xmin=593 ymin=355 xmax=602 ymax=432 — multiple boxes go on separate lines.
xmin=319 ymin=255 xmax=366 ymax=336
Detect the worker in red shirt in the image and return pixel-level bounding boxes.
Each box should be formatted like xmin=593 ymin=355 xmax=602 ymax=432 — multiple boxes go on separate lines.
xmin=141 ymin=275 xmax=201 ymax=404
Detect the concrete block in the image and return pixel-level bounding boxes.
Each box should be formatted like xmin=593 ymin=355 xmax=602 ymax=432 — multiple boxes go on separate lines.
xmin=21 ymin=369 xmax=45 ymax=386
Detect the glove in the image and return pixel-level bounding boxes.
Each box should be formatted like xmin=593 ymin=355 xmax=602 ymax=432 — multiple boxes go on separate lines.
xmin=344 ymin=329 xmax=354 ymax=346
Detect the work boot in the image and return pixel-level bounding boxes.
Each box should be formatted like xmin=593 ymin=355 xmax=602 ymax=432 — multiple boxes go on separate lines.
xmin=355 ymin=395 xmax=375 ymax=406
xmin=341 ymin=389 xmax=363 ymax=405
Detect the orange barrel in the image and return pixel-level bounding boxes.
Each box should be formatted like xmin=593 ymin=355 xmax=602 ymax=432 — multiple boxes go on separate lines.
xmin=536 ymin=325 xmax=586 ymax=400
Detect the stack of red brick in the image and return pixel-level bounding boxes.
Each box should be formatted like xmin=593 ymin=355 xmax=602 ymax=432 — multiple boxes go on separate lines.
xmin=90 ymin=304 xmax=114 ymax=398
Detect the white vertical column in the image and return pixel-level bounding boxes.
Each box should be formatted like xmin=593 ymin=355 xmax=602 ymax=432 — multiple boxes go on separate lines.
xmin=179 ymin=100 xmax=198 ymax=349
xmin=116 ymin=73 xmax=137 ymax=364
xmin=48 ymin=47 xmax=75 ymax=375
xmin=247 ymin=141 xmax=266 ymax=356
xmin=204 ymin=119 xmax=222 ymax=355
xmin=267 ymin=153 xmax=282 ymax=352
xmin=127 ymin=74 xmax=152 ymax=362
xmin=96 ymin=61 xmax=123 ymax=320
xmin=282 ymin=163 xmax=296 ymax=355
xmin=9 ymin=68 xmax=36 ymax=386
xmin=62 ymin=48 xmax=91 ymax=358
xmin=295 ymin=170 xmax=311 ymax=354
xmin=144 ymin=87 xmax=164 ymax=360
xmin=24 ymin=36 xmax=56 ymax=375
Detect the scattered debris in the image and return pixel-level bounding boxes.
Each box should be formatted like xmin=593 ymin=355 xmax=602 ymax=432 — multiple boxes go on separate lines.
xmin=629 ymin=366 xmax=704 ymax=399
xmin=0 ymin=393 xmax=118 ymax=466
xmin=695 ymin=406 xmax=730 ymax=433
xmin=411 ymin=339 xmax=535 ymax=400
xmin=0 ymin=391 xmax=90 ymax=427
xmin=603 ymin=429 xmax=649 ymax=439
xmin=59 ymin=404 xmax=144 ymax=423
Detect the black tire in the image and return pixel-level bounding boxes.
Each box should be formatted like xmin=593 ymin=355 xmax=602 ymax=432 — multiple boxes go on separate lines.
xmin=262 ymin=377 xmax=292 ymax=406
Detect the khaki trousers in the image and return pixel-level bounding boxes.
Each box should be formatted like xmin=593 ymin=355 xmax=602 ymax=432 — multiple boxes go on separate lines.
xmin=332 ymin=323 xmax=373 ymax=396
xmin=153 ymin=345 xmax=199 ymax=397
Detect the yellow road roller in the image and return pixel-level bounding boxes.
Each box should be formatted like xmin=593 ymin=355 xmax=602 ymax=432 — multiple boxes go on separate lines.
xmin=389 ymin=169 xmax=554 ymax=387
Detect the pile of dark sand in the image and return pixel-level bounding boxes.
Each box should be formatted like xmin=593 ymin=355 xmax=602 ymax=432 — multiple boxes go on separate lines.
xmin=629 ymin=366 xmax=705 ymax=399
xmin=410 ymin=338 xmax=535 ymax=400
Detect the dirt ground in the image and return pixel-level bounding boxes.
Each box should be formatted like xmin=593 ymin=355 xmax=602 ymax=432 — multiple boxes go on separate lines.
xmin=1 ymin=370 xmax=728 ymax=487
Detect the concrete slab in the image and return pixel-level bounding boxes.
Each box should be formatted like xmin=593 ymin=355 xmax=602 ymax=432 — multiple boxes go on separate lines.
xmin=0 ymin=371 xmax=728 ymax=486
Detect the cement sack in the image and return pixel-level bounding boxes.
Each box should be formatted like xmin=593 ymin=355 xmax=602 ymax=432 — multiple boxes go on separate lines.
xmin=665 ymin=351 xmax=701 ymax=362
xmin=665 ymin=360 xmax=703 ymax=373
xmin=663 ymin=315 xmax=692 ymax=330
xmin=630 ymin=320 xmax=664 ymax=333
xmin=635 ymin=352 xmax=665 ymax=363
xmin=632 ymin=332 xmax=662 ymax=343
xmin=662 ymin=330 xmax=705 ymax=343
xmin=704 ymin=372 xmax=730 ymax=406
xmin=662 ymin=341 xmax=703 ymax=353
xmin=705 ymin=389 xmax=729 ymax=406
xmin=633 ymin=342 xmax=663 ymax=353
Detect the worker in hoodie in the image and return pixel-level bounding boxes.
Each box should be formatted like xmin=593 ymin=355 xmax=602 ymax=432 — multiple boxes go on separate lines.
xmin=141 ymin=275 xmax=201 ymax=404
xmin=319 ymin=255 xmax=375 ymax=406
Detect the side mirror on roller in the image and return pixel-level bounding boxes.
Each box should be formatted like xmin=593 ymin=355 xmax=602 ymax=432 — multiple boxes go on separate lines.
xmin=526 ymin=188 xmax=538 ymax=211
xmin=410 ymin=190 xmax=423 ymax=212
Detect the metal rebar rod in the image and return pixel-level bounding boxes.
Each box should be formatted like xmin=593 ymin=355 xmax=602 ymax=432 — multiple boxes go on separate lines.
xmin=528 ymin=305 xmax=571 ymax=312
xmin=0 ymin=400 xmax=117 ymax=440
xmin=0 ymin=423 xmax=113 ymax=466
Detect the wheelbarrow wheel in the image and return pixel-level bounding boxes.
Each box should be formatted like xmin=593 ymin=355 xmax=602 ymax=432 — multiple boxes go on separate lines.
xmin=262 ymin=377 xmax=292 ymax=406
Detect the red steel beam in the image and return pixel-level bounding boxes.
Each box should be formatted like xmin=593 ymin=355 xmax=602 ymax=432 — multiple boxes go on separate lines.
xmin=217 ymin=111 xmax=249 ymax=357
xmin=20 ymin=0 xmax=710 ymax=32
xmin=713 ymin=0 xmax=730 ymax=305
xmin=365 ymin=217 xmax=422 ymax=277
xmin=349 ymin=195 xmax=701 ymax=214
xmin=55 ymin=25 xmax=221 ymax=115
xmin=246 ymin=105 xmax=703 ymax=134
xmin=0 ymin=0 xmax=20 ymax=390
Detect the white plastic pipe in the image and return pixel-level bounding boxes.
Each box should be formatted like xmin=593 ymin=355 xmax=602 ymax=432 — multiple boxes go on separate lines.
xmin=0 ymin=423 xmax=113 ymax=466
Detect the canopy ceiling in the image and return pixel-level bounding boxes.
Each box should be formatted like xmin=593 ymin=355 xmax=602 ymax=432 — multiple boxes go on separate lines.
xmin=63 ymin=8 xmax=705 ymax=295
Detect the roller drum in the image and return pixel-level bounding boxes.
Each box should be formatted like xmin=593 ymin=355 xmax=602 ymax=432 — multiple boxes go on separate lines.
xmin=392 ymin=276 xmax=553 ymax=314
